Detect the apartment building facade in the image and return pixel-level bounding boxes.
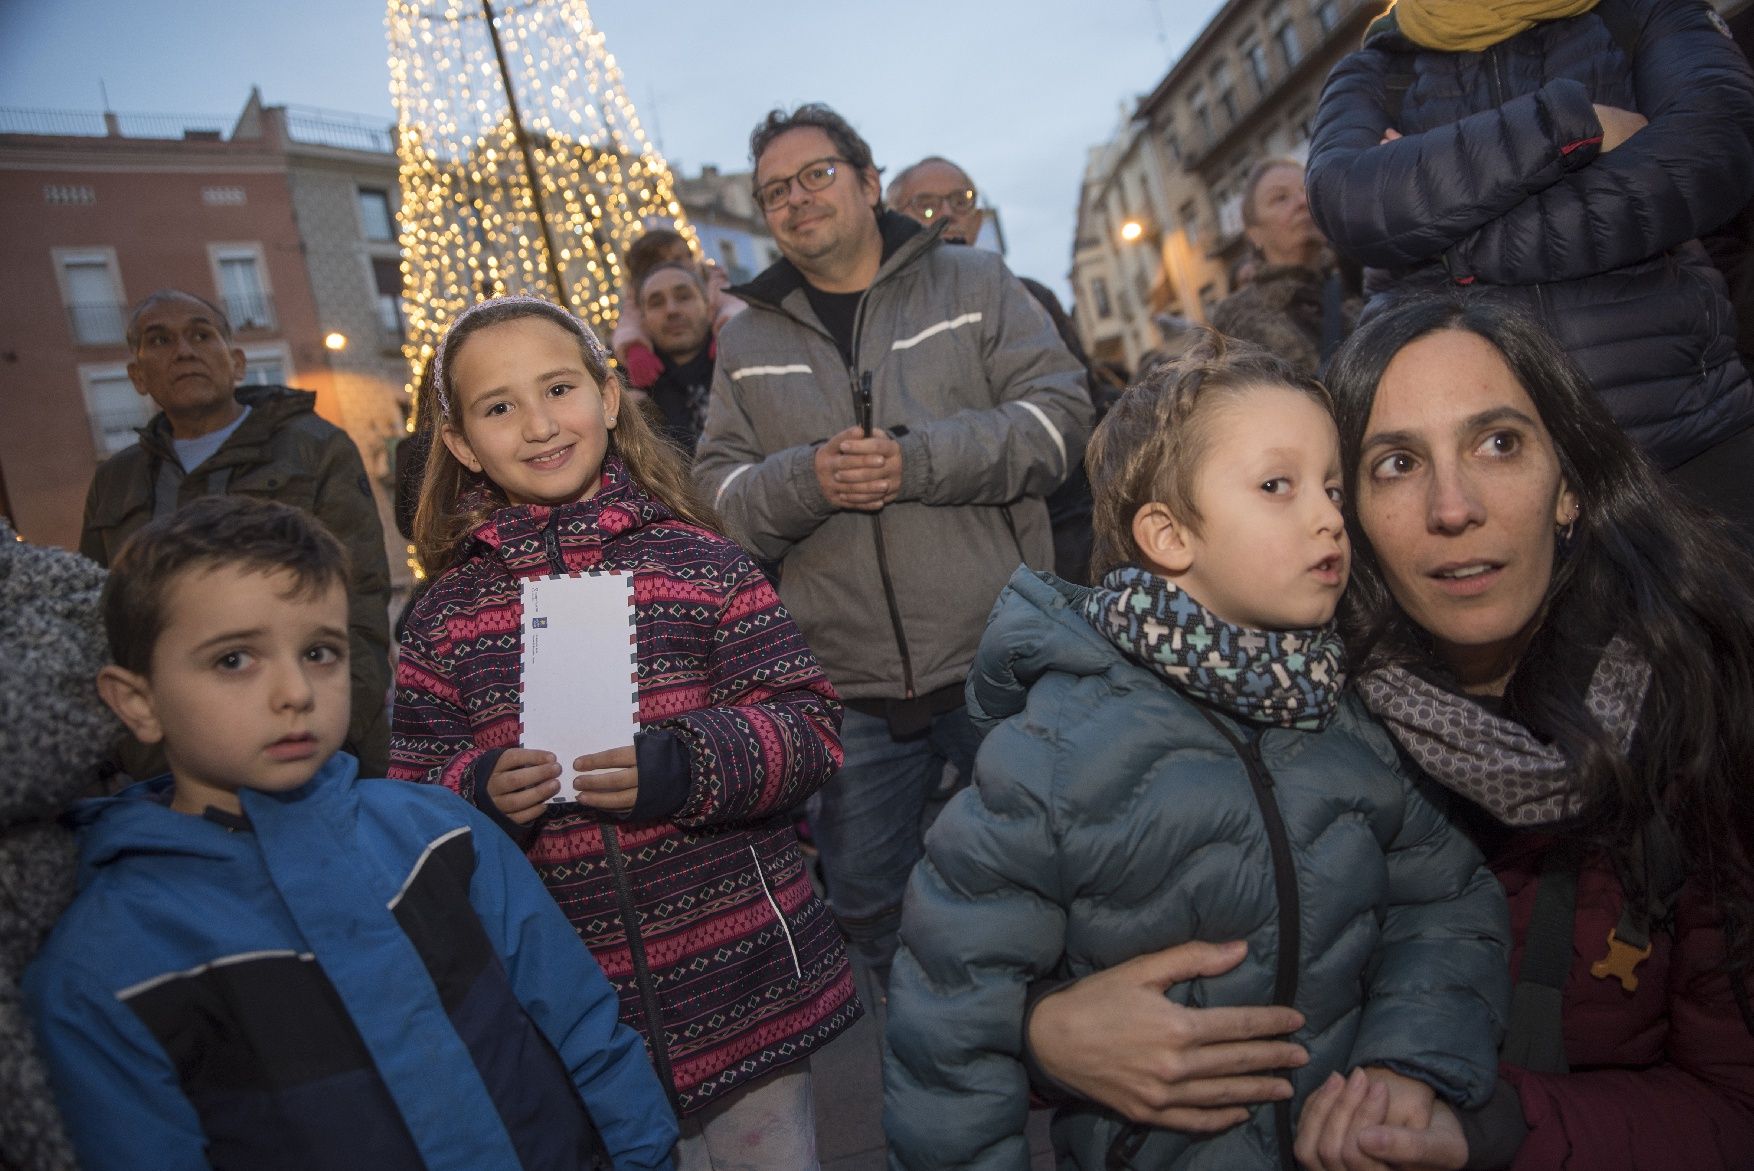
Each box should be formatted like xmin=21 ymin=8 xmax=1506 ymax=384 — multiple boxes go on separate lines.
xmin=1070 ymin=0 xmax=1376 ymax=368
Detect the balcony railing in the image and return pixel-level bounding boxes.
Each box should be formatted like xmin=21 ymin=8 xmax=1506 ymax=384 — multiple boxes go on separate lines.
xmin=66 ymin=300 xmax=127 ymax=346
xmin=222 ymin=291 xmax=277 ymax=332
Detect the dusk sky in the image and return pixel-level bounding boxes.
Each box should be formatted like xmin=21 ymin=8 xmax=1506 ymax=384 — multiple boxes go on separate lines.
xmin=0 ymin=0 xmax=1227 ymax=302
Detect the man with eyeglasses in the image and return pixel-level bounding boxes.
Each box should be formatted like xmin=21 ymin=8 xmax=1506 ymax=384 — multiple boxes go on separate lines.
xmin=889 ymin=156 xmax=1108 ymax=585
xmin=695 ymin=104 xmax=1092 ymax=994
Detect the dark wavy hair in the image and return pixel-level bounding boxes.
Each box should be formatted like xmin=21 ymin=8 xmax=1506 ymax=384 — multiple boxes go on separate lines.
xmin=748 ymin=103 xmax=880 ymax=191
xmin=1327 ymin=291 xmax=1754 ymax=965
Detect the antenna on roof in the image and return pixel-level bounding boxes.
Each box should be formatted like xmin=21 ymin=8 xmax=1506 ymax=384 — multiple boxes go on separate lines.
xmin=99 ymin=78 xmax=112 ymax=112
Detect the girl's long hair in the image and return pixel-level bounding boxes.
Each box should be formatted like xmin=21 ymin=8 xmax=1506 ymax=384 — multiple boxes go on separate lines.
xmin=412 ymin=297 xmax=718 ymax=577
xmin=1327 ymin=291 xmax=1754 ymax=965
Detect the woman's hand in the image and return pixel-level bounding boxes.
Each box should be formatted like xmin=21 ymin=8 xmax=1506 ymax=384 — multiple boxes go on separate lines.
xmin=1591 ymin=103 xmax=1648 ymax=152
xmin=573 ymin=745 xmax=639 ymax=813
xmin=485 ymin=748 xmax=561 ymax=824
xmin=1026 ymin=940 xmax=1308 ymax=1131
xmin=1297 ymin=1072 xmax=1464 ymax=1171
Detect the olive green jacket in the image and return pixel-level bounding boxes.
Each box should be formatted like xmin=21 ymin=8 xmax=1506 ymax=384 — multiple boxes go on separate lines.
xmin=80 ymin=385 xmax=392 ymax=774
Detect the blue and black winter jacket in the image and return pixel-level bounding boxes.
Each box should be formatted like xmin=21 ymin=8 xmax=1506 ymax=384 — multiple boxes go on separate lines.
xmin=24 ymin=754 xmax=678 ymax=1171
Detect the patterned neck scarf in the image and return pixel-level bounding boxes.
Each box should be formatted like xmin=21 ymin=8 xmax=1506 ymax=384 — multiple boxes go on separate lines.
xmin=1356 ymin=636 xmax=1651 ymax=826
xmin=1081 ymin=566 xmax=1346 ymax=731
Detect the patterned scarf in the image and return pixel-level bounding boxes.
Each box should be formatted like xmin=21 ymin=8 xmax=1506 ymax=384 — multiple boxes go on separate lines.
xmin=1356 ymin=636 xmax=1651 ymax=826
xmin=1390 ymin=0 xmax=1600 ymax=52
xmin=1081 ymin=566 xmax=1345 ymax=731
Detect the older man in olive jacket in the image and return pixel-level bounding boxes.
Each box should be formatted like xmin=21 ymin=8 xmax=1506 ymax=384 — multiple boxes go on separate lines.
xmin=79 ymin=289 xmax=392 ymax=775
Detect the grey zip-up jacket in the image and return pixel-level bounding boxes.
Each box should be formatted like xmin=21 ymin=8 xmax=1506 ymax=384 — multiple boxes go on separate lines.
xmin=695 ymin=214 xmax=1093 ymax=700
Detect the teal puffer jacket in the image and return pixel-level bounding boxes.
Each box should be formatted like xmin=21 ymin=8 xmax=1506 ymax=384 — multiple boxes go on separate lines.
xmin=883 ymin=571 xmax=1510 ymax=1170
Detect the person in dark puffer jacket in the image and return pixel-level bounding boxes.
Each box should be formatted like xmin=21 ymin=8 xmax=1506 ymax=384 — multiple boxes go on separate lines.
xmin=1306 ymin=0 xmax=1754 ymax=532
xmin=882 ymin=335 xmax=1510 ymax=1170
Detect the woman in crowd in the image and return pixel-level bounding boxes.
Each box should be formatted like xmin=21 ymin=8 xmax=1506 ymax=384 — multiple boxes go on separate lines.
xmin=1304 ymin=0 xmax=1754 ymax=537
xmin=1023 ymin=293 xmax=1754 ymax=1170
xmin=1209 ymin=158 xmax=1356 ymax=377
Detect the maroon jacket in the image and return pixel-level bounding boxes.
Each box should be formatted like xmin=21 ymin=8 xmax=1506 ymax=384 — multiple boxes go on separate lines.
xmin=1492 ymin=832 xmax=1754 ymax=1169
xmin=390 ymin=457 xmax=858 ymax=1113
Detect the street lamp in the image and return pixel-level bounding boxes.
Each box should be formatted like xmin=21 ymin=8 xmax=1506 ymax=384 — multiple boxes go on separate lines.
xmin=1119 ymin=219 xmax=1145 ymax=243
xmin=323 ymin=332 xmax=348 ymax=351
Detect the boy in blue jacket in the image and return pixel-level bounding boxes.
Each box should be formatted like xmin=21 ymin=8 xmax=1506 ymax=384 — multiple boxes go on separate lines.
xmin=882 ymin=333 xmax=1510 ymax=1170
xmin=25 ymin=496 xmax=677 ymax=1171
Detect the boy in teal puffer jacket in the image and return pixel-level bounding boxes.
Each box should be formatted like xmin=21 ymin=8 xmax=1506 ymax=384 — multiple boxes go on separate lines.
xmin=882 ymin=333 xmax=1510 ymax=1170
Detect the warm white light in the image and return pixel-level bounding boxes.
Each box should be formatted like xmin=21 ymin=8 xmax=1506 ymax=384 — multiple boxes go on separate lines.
xmin=324 ymin=332 xmax=349 ymax=351
xmin=1120 ymin=220 xmax=1145 ymax=242
xmin=386 ymin=0 xmax=698 ymax=424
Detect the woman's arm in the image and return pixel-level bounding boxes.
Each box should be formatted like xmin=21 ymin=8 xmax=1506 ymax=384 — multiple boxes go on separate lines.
xmin=1498 ymin=885 xmax=1754 ymax=1170
xmin=1447 ymin=0 xmax=1754 ymax=284
xmin=1306 ymin=50 xmax=1603 ymax=270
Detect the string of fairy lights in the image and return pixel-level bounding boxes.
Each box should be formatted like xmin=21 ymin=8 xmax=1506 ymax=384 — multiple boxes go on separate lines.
xmin=385 ymin=0 xmax=699 ymax=577
xmin=385 ymin=0 xmax=697 ymax=404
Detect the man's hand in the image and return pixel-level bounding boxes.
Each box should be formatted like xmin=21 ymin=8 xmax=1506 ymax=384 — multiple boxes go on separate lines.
xmin=572 ymin=745 xmax=639 ymax=814
xmin=814 ymin=425 xmax=903 ymax=511
xmin=1027 ymin=940 xmax=1308 ymax=1131
xmin=485 ymin=748 xmax=562 ymax=825
xmin=1592 ymin=104 xmax=1647 ymax=153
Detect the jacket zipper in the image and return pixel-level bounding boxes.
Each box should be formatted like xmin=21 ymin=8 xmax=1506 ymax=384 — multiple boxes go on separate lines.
xmin=847 ymin=294 xmax=918 ymax=699
xmin=1203 ymin=712 xmax=1301 ymax=1171
xmin=750 ymin=845 xmax=803 ymax=979
xmin=1106 ymin=713 xmax=1304 ymax=1171
xmin=538 ymin=518 xmax=679 ymax=1108
xmin=542 ymin=513 xmax=567 ymax=575
xmin=602 ymin=823 xmax=681 ymax=1113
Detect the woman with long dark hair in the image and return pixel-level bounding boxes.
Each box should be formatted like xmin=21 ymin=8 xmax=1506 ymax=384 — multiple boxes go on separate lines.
xmin=1292 ymin=291 xmax=1754 ymax=1168
xmin=1023 ymin=293 xmax=1754 ymax=1169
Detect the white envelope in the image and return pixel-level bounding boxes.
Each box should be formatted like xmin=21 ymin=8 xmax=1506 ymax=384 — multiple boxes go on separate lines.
xmin=518 ymin=572 xmax=640 ymax=803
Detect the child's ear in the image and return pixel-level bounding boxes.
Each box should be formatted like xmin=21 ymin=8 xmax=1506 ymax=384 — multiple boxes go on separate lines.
xmin=1132 ymin=502 xmax=1196 ymax=575
xmin=440 ymin=421 xmax=482 ymax=474
xmin=601 ymin=374 xmax=623 ymax=431
xmin=96 ymin=665 xmax=165 ymax=746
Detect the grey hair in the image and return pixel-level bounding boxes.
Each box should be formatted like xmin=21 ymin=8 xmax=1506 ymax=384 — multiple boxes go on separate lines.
xmin=125 ymin=289 xmax=233 ymax=351
xmin=886 ymin=156 xmax=972 ymax=204
xmin=429 ymin=295 xmax=613 ymax=418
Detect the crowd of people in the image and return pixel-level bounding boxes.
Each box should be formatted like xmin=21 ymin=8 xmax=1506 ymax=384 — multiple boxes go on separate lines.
xmin=5 ymin=2 xmax=1754 ymax=1169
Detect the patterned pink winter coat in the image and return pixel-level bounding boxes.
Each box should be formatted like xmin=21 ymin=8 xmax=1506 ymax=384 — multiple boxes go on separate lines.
xmin=390 ymin=456 xmax=858 ymax=1114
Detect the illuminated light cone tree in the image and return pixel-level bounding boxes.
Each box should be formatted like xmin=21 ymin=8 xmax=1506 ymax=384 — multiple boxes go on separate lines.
xmin=386 ymin=0 xmax=697 ymax=398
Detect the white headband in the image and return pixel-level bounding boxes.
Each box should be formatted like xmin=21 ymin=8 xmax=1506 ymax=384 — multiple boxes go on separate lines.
xmin=430 ymin=294 xmax=613 ymax=418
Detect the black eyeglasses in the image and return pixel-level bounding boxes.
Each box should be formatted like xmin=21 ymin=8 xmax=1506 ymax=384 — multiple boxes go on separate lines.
xmin=901 ymin=187 xmax=978 ymax=219
xmin=754 ymin=157 xmax=847 ymax=212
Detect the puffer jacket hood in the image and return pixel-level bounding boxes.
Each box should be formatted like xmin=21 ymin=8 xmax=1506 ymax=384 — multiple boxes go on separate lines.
xmin=964 ymin=570 xmax=1113 ymax=728
xmin=68 ymin=775 xmax=242 ymax=884
xmin=885 ymin=568 xmax=1511 ymax=1170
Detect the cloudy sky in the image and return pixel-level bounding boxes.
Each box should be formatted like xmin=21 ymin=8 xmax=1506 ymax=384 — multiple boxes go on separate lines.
xmin=0 ymin=0 xmax=1227 ymax=302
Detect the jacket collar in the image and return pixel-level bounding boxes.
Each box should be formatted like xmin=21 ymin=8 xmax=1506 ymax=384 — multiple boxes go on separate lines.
xmin=135 ymin=384 xmax=317 ymax=466
xmin=465 ymin=453 xmax=676 ymax=577
xmin=732 ymin=210 xmax=940 ymax=312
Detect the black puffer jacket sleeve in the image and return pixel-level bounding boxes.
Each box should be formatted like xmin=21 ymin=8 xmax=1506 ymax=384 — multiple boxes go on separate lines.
xmin=1308 ymin=1 xmax=1754 ymax=285
xmin=1448 ymin=0 xmax=1754 ymax=283
xmin=1307 ymin=54 xmax=1602 ymax=271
